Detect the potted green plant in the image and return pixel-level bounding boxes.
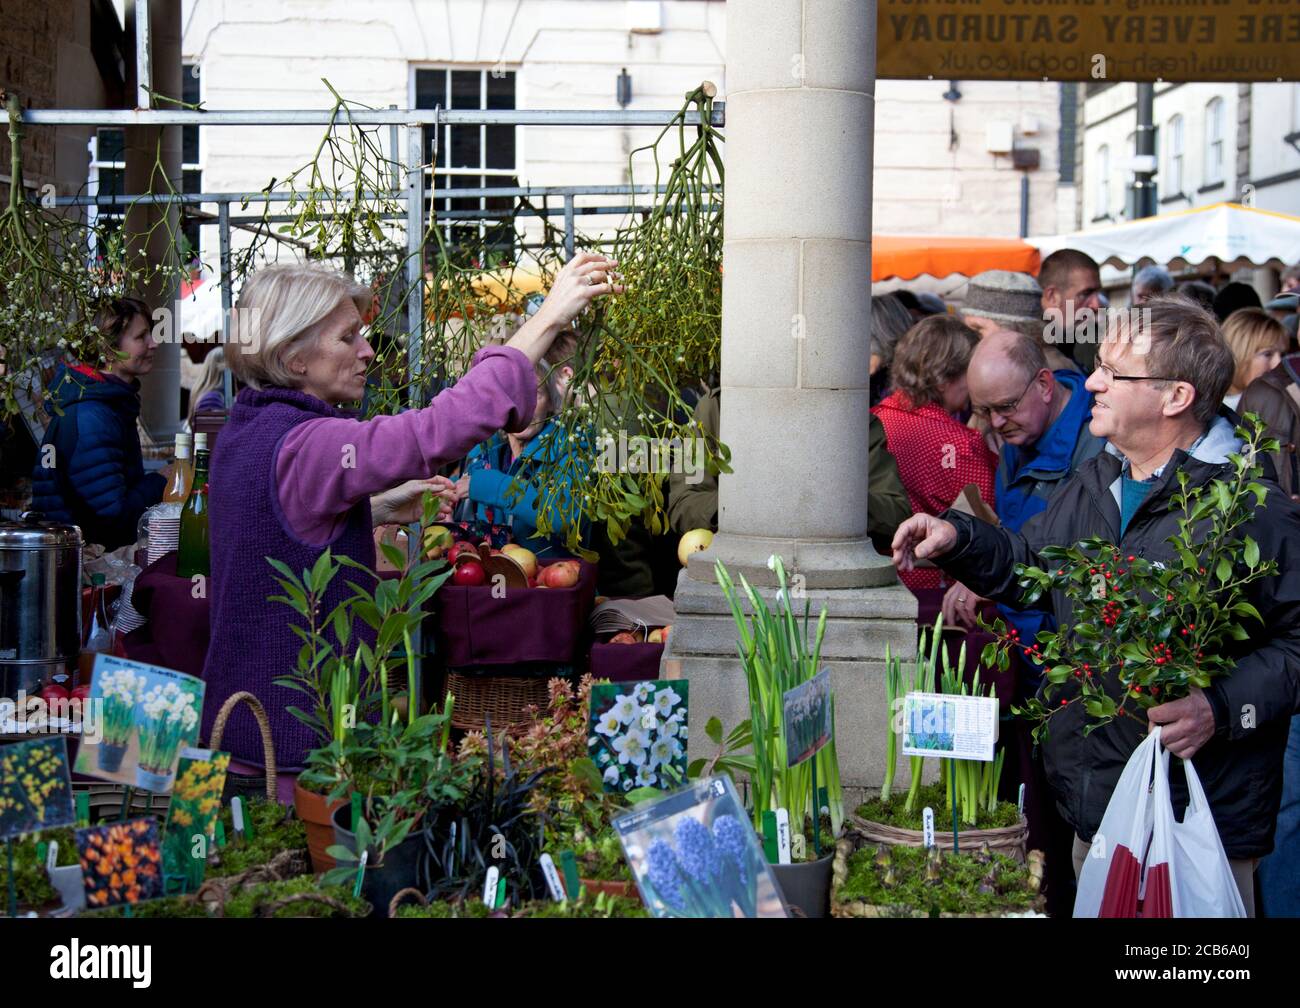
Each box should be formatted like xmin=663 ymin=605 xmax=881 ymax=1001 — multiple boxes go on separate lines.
xmin=714 ymin=555 xmax=844 ymax=917
xmin=856 ymin=616 xmax=1026 ymax=860
xmin=318 ymin=702 xmax=475 ymax=917
xmin=270 ymin=493 xmax=454 ymax=872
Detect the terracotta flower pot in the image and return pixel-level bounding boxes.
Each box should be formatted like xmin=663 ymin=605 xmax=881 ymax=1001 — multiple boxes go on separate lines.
xmin=580 ymin=878 xmax=640 ymax=901
xmin=294 ymin=779 xmax=345 ymax=875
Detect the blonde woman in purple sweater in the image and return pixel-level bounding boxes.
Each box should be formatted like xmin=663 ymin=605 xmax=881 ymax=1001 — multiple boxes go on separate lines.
xmin=201 ymin=253 xmax=619 ymax=779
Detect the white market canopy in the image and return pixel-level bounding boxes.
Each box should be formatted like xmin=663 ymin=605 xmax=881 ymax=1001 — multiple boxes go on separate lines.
xmin=1027 ymin=203 xmax=1300 ymax=273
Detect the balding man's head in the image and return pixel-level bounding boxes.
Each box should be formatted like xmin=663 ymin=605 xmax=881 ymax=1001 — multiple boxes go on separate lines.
xmin=968 ymin=329 xmax=1059 ymax=447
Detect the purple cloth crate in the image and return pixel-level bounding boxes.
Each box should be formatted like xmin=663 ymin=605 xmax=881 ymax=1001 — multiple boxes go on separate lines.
xmin=431 ymin=559 xmax=597 ymax=667
xmin=588 ymin=641 xmax=665 ymax=683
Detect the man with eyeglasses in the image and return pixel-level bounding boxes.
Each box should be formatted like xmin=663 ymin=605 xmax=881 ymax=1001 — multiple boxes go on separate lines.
xmin=891 ymin=295 xmax=1300 ymax=915
xmin=941 ymin=330 xmax=1104 ymax=640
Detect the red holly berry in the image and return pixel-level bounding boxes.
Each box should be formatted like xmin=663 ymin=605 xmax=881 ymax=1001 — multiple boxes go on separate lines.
xmin=1073 ymin=669 xmax=1082 ymax=678
xmin=1127 ymin=555 xmax=1135 ymax=562
xmin=1150 ymin=687 xmax=1160 ymax=696
xmin=1181 ymin=629 xmax=1188 ymax=636
xmin=1060 ymin=699 xmax=1068 ymax=706
xmin=1104 ymin=572 xmax=1112 ymax=580
xmin=1188 ymin=623 xmax=1195 ymax=630
xmin=1165 ymin=594 xmax=1174 ymax=602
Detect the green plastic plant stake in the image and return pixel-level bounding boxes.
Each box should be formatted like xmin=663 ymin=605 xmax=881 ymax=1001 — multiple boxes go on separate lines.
xmin=560 ymin=850 xmax=581 ymax=900
xmin=761 ymin=810 xmax=778 ymax=864
xmin=352 ymin=850 xmax=368 ymax=899
xmin=495 ymin=876 xmax=507 ymax=910
xmin=215 ymin=820 xmax=226 ymax=848
xmin=75 ymin=792 xmax=89 ymax=826
xmin=951 ymin=762 xmax=959 ymax=855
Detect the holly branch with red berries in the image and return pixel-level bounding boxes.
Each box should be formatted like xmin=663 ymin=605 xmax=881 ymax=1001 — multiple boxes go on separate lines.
xmin=979 ymin=415 xmax=1279 ymax=743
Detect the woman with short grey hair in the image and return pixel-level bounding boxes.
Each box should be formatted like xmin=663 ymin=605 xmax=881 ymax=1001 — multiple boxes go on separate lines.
xmin=202 ymin=253 xmax=620 ymax=779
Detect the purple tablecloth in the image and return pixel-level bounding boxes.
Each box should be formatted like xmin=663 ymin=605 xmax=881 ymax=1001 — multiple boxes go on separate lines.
xmin=589 ymin=641 xmax=665 ymax=683
xmin=121 ymin=552 xmax=210 ymax=680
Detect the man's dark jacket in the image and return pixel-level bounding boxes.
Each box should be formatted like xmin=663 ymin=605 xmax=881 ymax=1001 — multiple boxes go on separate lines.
xmin=935 ymin=415 xmax=1300 ymax=859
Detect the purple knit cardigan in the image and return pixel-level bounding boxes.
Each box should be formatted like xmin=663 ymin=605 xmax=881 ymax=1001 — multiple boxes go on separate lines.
xmin=200 ymin=386 xmax=375 ymax=770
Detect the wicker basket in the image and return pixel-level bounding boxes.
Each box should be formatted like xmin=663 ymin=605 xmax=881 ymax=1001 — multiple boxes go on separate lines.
xmin=445 ymin=672 xmax=552 ymax=733
xmin=207 ymin=691 xmax=277 ymax=801
xmin=830 ymin=831 xmax=1046 ymax=918
xmin=850 ymin=812 xmax=1029 ymax=863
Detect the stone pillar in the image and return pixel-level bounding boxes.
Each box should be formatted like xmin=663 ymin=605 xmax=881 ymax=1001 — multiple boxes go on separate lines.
xmin=663 ymin=0 xmax=919 ymax=800
xmin=125 ymin=0 xmax=183 ymax=441
xmin=688 ymin=0 xmax=890 ymax=591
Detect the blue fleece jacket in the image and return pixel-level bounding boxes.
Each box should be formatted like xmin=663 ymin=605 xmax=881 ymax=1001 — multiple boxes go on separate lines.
xmin=461 ymin=418 xmax=589 ymax=558
xmin=30 ymin=363 xmax=166 ymax=550
xmin=995 ymin=369 xmax=1105 ymax=651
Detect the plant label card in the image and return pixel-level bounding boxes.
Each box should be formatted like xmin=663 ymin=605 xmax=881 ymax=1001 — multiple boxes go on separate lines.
xmin=782 ymin=669 xmax=832 ymax=767
xmin=0 ymin=736 xmax=76 ymax=841
xmin=72 ymin=654 xmax=205 ymax=794
xmin=900 ymin=692 xmax=998 ymax=762
xmin=589 ymin=680 xmax=688 ymax=794
xmin=76 ymin=817 xmax=164 ymax=909
xmin=162 ymin=748 xmax=231 ymax=889
xmin=613 ymin=775 xmax=787 ymax=918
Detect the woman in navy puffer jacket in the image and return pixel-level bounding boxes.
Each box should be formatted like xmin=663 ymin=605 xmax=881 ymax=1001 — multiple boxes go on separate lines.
xmin=30 ymin=298 xmax=169 ymax=550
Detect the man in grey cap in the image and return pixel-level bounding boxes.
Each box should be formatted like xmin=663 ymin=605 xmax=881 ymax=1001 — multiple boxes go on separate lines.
xmin=960 ymin=270 xmax=1080 ymax=374
xmin=1131 ymin=264 xmax=1174 ymax=305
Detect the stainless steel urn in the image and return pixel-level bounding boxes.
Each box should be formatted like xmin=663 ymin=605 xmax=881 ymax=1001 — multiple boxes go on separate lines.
xmin=0 ymin=514 xmax=83 ymax=697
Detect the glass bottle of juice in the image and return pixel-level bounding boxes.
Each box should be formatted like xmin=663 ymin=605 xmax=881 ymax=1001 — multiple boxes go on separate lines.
xmin=162 ymin=432 xmax=193 ymax=503
xmin=176 ymin=433 xmax=211 ymax=579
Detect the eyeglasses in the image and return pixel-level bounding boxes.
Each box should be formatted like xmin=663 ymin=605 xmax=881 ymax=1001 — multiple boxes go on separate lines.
xmin=971 ymin=375 xmax=1037 ymax=420
xmin=1094 ymin=361 xmax=1179 ymax=384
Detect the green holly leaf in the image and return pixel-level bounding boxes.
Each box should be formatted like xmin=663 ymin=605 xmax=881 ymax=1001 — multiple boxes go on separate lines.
xmin=1244 ymin=536 xmax=1259 ymax=568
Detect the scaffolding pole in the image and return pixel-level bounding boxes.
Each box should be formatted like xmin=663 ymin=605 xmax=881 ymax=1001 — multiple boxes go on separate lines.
xmin=21 ymin=107 xmax=724 ymax=127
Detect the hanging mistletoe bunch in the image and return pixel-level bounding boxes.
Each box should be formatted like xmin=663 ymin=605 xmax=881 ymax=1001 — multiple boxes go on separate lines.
xmin=981 ymin=415 xmax=1279 ymax=742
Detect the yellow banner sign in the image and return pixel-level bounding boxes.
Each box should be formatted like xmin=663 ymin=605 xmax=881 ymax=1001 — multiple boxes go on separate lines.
xmin=878 ymin=0 xmax=1299 ymax=82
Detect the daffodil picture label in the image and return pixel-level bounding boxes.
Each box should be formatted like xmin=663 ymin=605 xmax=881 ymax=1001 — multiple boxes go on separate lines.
xmin=588 ymin=680 xmax=688 ymax=794
xmin=162 ymin=748 xmax=232 ymax=891
xmin=0 ymin=735 xmax=76 ymax=841
xmin=73 ymin=655 xmax=206 ymax=795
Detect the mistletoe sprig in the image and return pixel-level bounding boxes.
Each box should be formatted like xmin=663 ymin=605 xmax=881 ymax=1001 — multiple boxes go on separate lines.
xmin=982 ymin=415 xmax=1279 ymax=742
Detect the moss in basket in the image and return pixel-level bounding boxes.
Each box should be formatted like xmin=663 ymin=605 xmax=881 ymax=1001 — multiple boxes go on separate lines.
xmin=81 ymin=896 xmax=210 ymax=919
xmin=518 ymin=892 xmax=650 ymax=919
xmin=0 ymin=828 xmax=78 ymax=911
xmin=855 ymin=783 xmax=1020 ymax=832
xmin=222 ymin=875 xmax=370 ymax=918
xmin=395 ymin=899 xmax=494 ymax=919
xmin=836 ymin=843 xmax=1036 ymax=915
xmin=206 ymin=798 xmax=307 ymax=876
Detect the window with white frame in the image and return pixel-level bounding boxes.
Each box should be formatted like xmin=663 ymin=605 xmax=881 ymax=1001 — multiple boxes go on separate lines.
xmin=414 ymin=67 xmax=518 ymax=261
xmin=1204 ymin=98 xmax=1224 ymax=186
xmin=1165 ymin=114 xmax=1184 ymax=196
xmin=1095 ymin=144 xmax=1110 ymax=217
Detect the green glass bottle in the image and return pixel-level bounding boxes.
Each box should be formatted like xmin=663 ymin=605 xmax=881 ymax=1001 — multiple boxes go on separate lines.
xmin=176 ymin=432 xmax=211 ymax=579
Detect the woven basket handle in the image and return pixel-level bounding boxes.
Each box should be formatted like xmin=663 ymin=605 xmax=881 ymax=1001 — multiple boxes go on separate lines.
xmin=208 ymin=690 xmax=277 ymax=800
xmin=388 ymin=886 xmax=428 ymax=917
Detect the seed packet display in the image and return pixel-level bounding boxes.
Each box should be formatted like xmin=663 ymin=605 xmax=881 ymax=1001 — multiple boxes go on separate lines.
xmin=613 ymin=775 xmax=787 ymax=918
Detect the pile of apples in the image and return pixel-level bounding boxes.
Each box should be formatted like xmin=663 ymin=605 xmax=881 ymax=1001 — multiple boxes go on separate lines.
xmin=424 ymin=527 xmax=581 ymax=589
xmin=607 ymin=625 xmax=671 ymax=646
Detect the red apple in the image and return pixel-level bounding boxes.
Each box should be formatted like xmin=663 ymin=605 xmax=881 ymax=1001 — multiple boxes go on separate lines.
xmin=541 ymin=560 xmax=581 ymax=589
xmin=610 ymin=631 xmax=641 ymax=645
xmin=38 ymin=683 xmax=70 ymax=702
xmin=501 ymin=544 xmax=538 ymax=580
xmin=71 ymin=684 xmax=93 ymax=702
xmin=451 ymin=560 xmax=487 ymax=586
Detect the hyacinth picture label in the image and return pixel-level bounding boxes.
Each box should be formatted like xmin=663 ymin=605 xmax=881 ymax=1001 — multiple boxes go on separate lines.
xmin=782 ymin=669 xmax=832 ymax=768
xmin=588 ymin=680 xmax=689 ymax=793
xmin=73 ymin=654 xmax=206 ymax=794
xmin=613 ymin=775 xmax=786 ymax=918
